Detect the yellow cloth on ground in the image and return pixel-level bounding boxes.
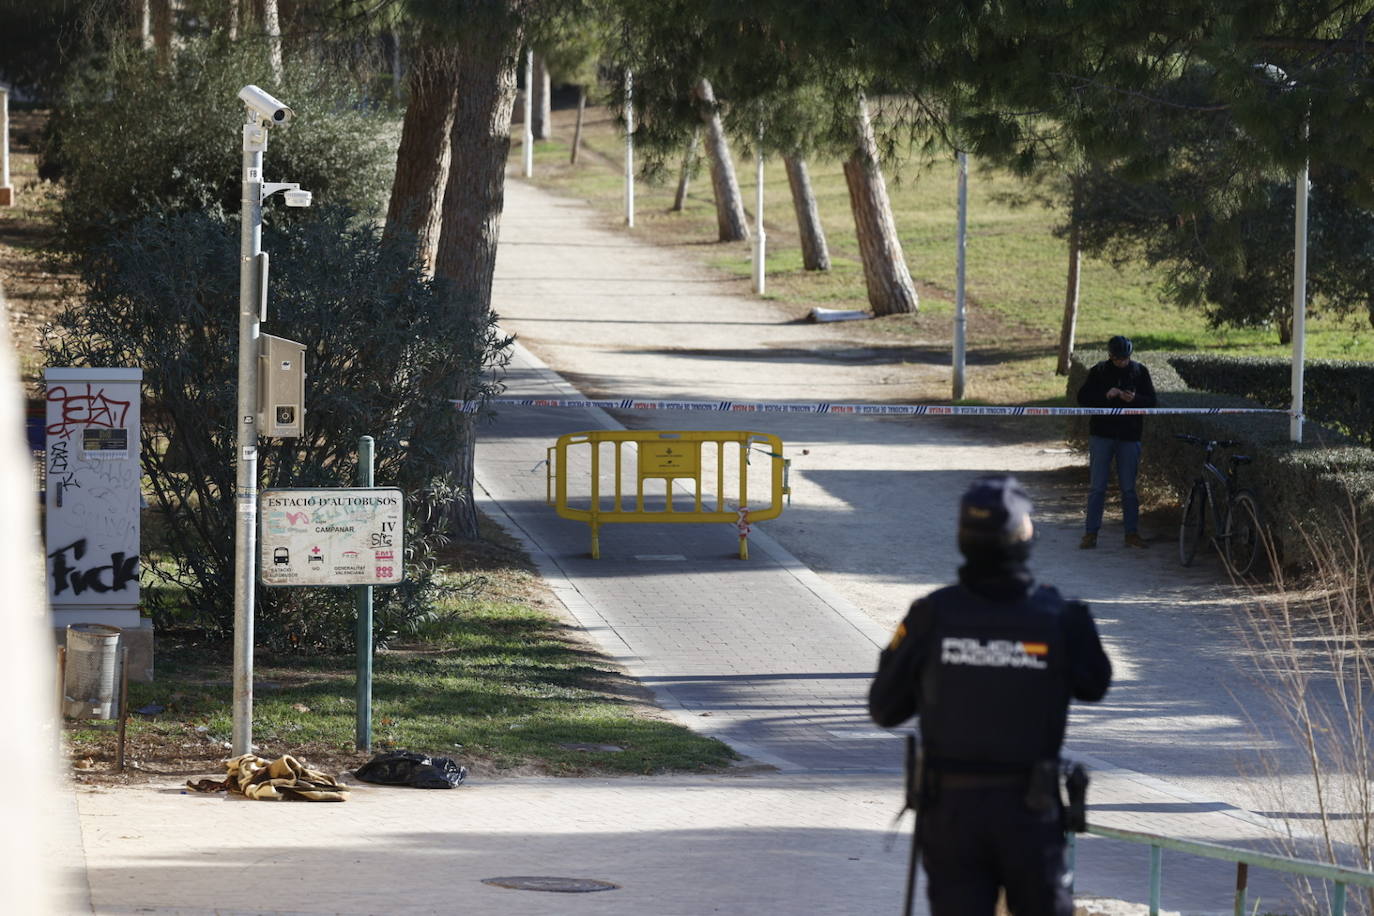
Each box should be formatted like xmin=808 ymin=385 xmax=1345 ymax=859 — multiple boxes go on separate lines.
xmin=188 ymin=753 xmax=349 ymax=801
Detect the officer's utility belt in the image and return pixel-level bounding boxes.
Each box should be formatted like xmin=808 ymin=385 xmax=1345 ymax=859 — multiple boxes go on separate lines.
xmin=923 ymin=761 xmax=1091 ymax=831
xmin=932 ymin=772 xmax=1026 ymax=790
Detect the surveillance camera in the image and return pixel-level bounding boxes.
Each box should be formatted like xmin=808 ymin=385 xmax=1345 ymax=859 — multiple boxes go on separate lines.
xmin=238 ymin=84 xmax=294 ymax=126
xmin=283 ymin=189 xmax=313 ymax=208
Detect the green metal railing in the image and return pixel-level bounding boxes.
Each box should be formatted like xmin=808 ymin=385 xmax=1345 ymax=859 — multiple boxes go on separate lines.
xmin=1068 ymin=823 xmax=1374 ymax=915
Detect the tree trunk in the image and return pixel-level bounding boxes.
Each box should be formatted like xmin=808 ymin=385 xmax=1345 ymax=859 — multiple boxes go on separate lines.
xmin=262 ymin=0 xmax=282 ymax=82
xmin=227 ymin=0 xmax=240 ymax=40
xmin=151 ymin=0 xmax=172 ymax=68
xmin=134 ymin=0 xmax=152 ymax=48
xmin=694 ymin=78 xmax=749 ymax=242
xmin=532 ymin=52 xmax=551 ymax=140
xmin=569 ymin=85 xmax=586 ymax=164
xmin=842 ymin=93 xmax=917 ymax=315
xmin=1056 ymin=223 xmax=1082 ymax=376
xmin=785 ymin=155 xmax=830 ymax=271
xmin=384 ymin=44 xmax=459 ymax=274
xmin=388 ymin=30 xmax=404 ymax=99
xmin=672 ymin=129 xmax=700 ymax=212
xmin=432 ymin=23 xmax=523 ymax=540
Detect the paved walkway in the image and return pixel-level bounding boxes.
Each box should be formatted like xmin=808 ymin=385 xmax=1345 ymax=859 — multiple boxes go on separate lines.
xmin=64 ymin=180 xmax=1341 ymax=915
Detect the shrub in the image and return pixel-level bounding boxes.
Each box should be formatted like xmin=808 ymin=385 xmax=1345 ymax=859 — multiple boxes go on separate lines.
xmin=1169 ymin=353 xmax=1374 ymax=448
xmin=1237 ymin=507 xmax=1374 ymax=910
xmin=44 ymin=208 xmax=511 ymax=650
xmin=1066 ymin=351 xmax=1374 ymax=571
xmin=44 ymin=36 xmax=397 ymax=252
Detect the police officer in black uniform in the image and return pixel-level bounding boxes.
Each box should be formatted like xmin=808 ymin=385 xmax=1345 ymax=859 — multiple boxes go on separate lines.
xmin=869 ymin=475 xmax=1112 ymax=916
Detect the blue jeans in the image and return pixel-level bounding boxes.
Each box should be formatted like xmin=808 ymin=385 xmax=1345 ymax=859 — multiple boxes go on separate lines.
xmin=1086 ymin=435 xmax=1142 ymax=535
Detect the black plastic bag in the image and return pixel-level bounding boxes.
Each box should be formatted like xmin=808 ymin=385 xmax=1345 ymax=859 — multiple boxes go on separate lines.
xmin=354 ymin=750 xmax=468 ymax=789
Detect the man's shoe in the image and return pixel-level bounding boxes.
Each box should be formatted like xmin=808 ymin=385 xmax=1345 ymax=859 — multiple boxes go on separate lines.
xmin=1124 ymin=533 xmax=1149 ymax=549
xmin=1079 ymin=533 xmax=1097 ymax=549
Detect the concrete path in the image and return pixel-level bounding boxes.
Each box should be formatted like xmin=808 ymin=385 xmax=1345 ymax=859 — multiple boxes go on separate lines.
xmin=67 ymin=180 xmax=1350 ymax=916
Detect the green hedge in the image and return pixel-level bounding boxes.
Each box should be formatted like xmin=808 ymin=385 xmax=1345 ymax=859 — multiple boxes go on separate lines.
xmin=1168 ymin=353 xmax=1374 ymax=448
xmin=1066 ymin=351 xmax=1374 ymax=570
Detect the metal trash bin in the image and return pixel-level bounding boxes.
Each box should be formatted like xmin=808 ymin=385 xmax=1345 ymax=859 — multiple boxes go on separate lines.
xmin=63 ymin=624 xmax=123 ymax=719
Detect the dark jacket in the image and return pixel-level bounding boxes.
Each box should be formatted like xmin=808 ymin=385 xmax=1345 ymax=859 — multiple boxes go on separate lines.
xmin=868 ymin=579 xmax=1111 ymax=768
xmin=1076 ymin=359 xmax=1157 ymax=441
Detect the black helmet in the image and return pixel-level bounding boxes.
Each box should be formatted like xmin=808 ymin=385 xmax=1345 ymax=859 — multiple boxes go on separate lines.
xmin=958 ymin=474 xmax=1034 ymax=553
xmin=1108 ymin=335 xmax=1133 ymax=358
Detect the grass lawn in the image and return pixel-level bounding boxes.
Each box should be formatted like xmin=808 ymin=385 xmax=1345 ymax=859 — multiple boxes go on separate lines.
xmin=517 ymin=104 xmax=1372 ymax=404
xmin=67 ymin=515 xmax=739 ymax=782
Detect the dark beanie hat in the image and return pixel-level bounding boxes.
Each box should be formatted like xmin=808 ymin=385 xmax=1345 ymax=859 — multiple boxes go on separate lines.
xmin=1108 ymin=335 xmax=1133 ymax=358
xmin=958 ymin=475 xmax=1034 ymax=551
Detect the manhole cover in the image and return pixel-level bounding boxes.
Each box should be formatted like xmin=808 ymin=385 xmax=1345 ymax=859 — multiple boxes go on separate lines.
xmin=482 ymin=876 xmax=620 ymax=893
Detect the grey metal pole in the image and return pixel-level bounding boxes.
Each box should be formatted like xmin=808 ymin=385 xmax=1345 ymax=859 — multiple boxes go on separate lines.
xmin=523 ymin=49 xmax=533 ymax=178
xmin=953 ymin=151 xmax=968 ymax=400
xmin=232 ymin=111 xmax=266 ymax=756
xmin=1290 ymin=153 xmax=1308 ymax=443
xmin=355 ymin=436 xmax=374 ymax=751
xmin=625 ymin=69 xmax=635 ymax=227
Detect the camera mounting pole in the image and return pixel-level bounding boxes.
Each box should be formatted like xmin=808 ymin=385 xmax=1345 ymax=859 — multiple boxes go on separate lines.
xmin=232 ymin=86 xmax=309 ymax=756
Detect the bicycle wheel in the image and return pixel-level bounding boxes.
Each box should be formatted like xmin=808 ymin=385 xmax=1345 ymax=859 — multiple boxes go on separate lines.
xmin=1179 ymin=482 xmax=1206 ymax=566
xmin=1224 ymin=489 xmax=1267 ymax=579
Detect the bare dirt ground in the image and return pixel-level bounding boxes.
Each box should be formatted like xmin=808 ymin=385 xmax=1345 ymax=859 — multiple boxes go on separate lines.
xmin=0 ymin=109 xmax=69 ymax=389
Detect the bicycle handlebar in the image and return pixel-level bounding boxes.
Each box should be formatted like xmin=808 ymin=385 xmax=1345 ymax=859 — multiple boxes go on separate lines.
xmin=1175 ymin=433 xmax=1241 ymax=449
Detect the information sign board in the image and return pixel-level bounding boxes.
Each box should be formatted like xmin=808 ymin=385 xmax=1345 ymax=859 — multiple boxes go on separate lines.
xmin=259 ymin=488 xmax=404 ymax=587
xmin=639 ymin=441 xmax=698 ymax=477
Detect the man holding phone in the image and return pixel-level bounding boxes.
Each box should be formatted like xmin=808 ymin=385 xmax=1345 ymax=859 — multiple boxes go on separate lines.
xmin=1076 ymin=335 xmax=1157 ymax=549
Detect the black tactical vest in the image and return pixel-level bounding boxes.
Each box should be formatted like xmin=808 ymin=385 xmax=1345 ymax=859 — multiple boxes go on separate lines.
xmin=918 ymin=584 xmax=1070 ymax=772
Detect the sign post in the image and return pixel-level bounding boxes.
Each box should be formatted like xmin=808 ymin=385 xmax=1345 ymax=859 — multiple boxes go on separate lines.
xmin=259 ymin=481 xmax=403 ymax=750
xmin=354 ymin=436 xmax=375 ymax=751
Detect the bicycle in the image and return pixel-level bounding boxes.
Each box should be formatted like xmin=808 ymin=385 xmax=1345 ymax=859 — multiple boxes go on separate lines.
xmin=1175 ymin=434 xmax=1268 ymax=578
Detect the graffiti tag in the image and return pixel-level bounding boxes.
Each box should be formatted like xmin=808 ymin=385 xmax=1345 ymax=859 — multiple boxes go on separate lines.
xmin=46 ymin=384 xmax=132 ymax=441
xmin=47 ymin=538 xmax=139 ymax=597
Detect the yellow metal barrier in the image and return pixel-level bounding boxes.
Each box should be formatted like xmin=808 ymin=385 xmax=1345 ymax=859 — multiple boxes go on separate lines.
xmin=546 ymin=430 xmax=788 ymax=559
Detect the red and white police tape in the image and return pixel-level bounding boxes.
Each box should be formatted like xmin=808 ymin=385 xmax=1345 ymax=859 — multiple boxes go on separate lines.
xmin=458 ymin=397 xmax=1291 ymax=418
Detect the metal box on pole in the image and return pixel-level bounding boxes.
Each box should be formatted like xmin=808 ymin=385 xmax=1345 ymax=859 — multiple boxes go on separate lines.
xmin=257 ymin=333 xmax=306 ymax=438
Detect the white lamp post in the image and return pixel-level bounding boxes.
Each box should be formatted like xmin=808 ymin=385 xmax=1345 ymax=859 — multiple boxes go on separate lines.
xmin=1258 ymin=64 xmax=1308 ymax=443
xmin=753 ymin=125 xmax=766 ymax=295
xmin=0 ymin=85 xmax=13 ymax=206
xmin=1291 ymin=139 xmax=1309 ymax=443
xmin=953 ymin=151 xmax=969 ymax=400
xmin=523 ymin=50 xmax=534 ymax=178
xmin=625 ymin=69 xmax=635 ymax=227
